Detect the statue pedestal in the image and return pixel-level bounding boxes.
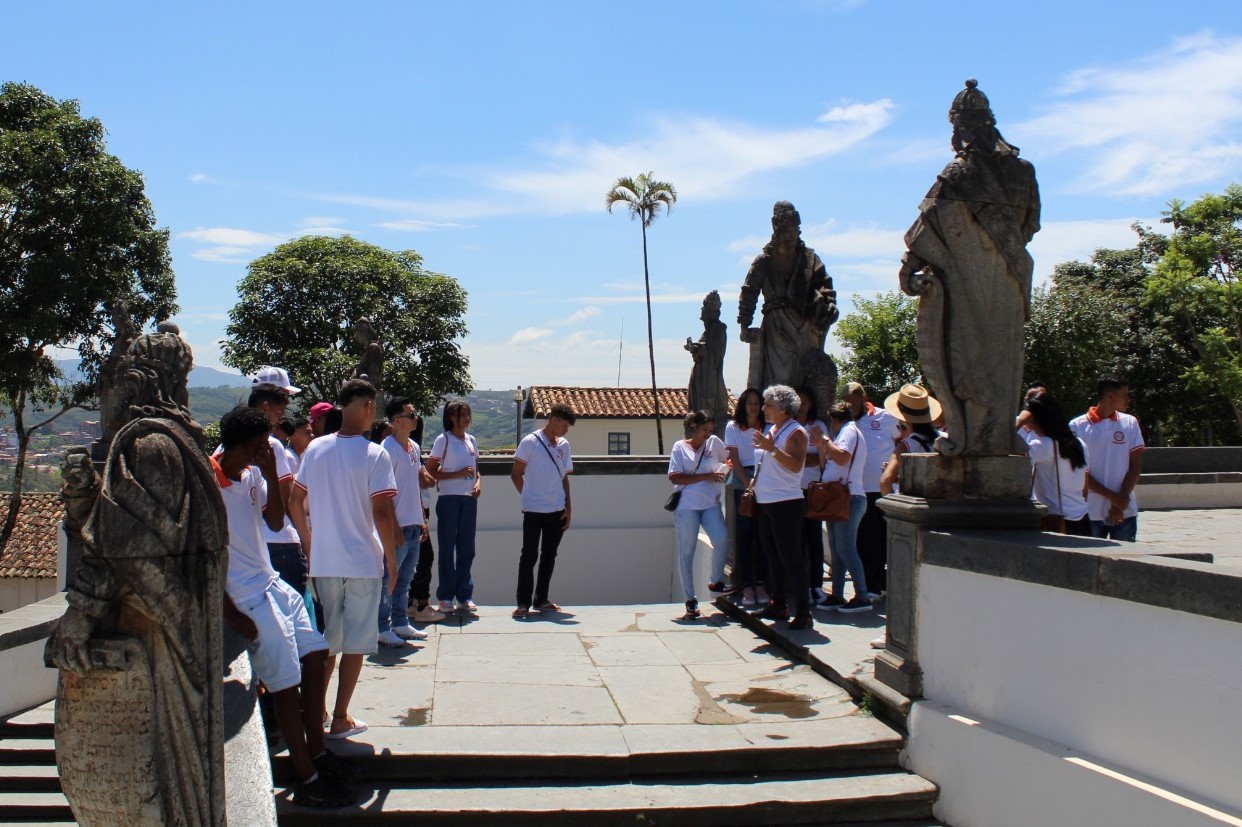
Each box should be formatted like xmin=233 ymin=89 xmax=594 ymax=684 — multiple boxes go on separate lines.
xmin=875 ymin=455 xmax=1042 ymax=698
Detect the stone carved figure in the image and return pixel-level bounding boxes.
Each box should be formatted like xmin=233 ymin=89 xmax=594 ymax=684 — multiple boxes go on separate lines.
xmin=685 ymin=290 xmax=730 ymax=429
xmin=98 ymin=302 xmax=140 ymax=446
xmin=738 ymin=201 xmax=840 ymax=417
xmin=45 ymin=321 xmax=229 ymax=827
xmin=899 ymin=79 xmax=1041 ymax=458
xmin=352 ymin=316 xmax=385 ymax=421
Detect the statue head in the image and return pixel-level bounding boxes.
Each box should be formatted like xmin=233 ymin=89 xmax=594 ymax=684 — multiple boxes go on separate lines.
xmin=948 ymin=78 xmax=1017 ymax=156
xmin=61 ymin=448 xmax=95 ymax=490
xmin=769 ymin=201 xmax=802 ymax=252
xmin=353 ymin=317 xmax=376 ymax=346
xmin=117 ymin=321 xmax=200 ymax=439
xmin=701 ymin=290 xmax=722 ymax=322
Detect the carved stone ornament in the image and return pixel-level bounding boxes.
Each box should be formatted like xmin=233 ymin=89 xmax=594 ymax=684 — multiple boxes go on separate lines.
xmin=685 ymin=290 xmax=730 ymax=428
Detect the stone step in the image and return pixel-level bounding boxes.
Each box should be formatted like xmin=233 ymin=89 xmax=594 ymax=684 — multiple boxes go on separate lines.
xmin=0 ymin=762 xmax=60 ymax=792
xmin=0 ymin=738 xmax=55 ymax=766
xmin=274 ymin=769 xmax=936 ymax=826
xmin=272 ymin=717 xmax=905 ymax=783
xmin=0 ymin=789 xmax=73 ymax=823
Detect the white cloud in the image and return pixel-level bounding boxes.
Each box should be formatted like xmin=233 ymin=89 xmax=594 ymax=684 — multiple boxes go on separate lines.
xmin=179 ymin=227 xmax=288 ymax=246
xmin=1029 ymin=217 xmax=1156 ymax=280
xmin=375 ymin=218 xmax=469 ymax=232
xmin=1014 ymin=32 xmax=1242 ymax=195
xmin=554 ymin=306 xmax=601 ymax=326
xmin=189 ymin=172 xmax=213 ymax=184
xmin=300 ymin=216 xmax=344 ymax=227
xmin=508 ymin=327 xmax=553 ymax=346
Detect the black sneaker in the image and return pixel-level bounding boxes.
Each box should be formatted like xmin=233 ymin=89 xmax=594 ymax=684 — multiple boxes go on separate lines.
xmin=682 ymin=599 xmax=701 ymax=619
xmin=756 ymin=604 xmax=789 ymax=621
xmin=839 ymin=596 xmax=873 ymax=614
xmin=818 ymin=594 xmax=847 ymax=609
xmin=708 ymin=581 xmax=737 ymax=595
xmin=293 ymin=775 xmax=357 ymax=809
xmin=788 ymin=613 xmax=814 ymax=631
xmin=314 ymin=749 xmax=360 ymax=783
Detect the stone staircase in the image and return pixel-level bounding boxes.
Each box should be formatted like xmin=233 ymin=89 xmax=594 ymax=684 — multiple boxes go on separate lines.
xmin=2 ymin=702 xmax=941 ymax=825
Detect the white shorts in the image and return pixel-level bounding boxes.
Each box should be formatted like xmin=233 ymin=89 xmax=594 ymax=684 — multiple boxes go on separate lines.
xmin=237 ymin=579 xmax=328 ymax=693
xmin=314 ymin=576 xmax=382 ymax=656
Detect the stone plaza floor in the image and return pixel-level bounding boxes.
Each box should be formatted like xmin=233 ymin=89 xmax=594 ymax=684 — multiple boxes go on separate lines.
xmin=1139 ymin=507 xmax=1242 ymax=569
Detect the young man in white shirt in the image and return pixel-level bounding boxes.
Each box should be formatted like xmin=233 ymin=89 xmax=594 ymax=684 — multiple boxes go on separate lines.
xmin=378 ymin=397 xmax=437 ymax=645
xmin=510 ymin=404 xmax=575 ymax=618
xmin=844 ymin=382 xmax=903 ymax=596
xmin=289 ymin=379 xmax=398 ymax=741
xmin=1070 ymin=374 xmax=1145 ymax=541
xmin=214 ymin=406 xmax=356 ymax=809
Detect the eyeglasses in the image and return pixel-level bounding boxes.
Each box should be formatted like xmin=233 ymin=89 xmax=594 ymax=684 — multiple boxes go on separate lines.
xmin=391 ymin=413 xmax=414 ymax=420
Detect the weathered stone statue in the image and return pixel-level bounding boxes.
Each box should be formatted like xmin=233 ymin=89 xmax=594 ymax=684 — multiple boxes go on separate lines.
xmin=97 ymin=302 xmax=140 ymax=447
xmin=45 ymin=322 xmax=229 ymax=826
xmin=685 ymin=290 xmax=730 ymax=429
xmin=738 ymin=201 xmax=840 ymax=416
xmin=352 ymin=316 xmax=384 ymax=421
xmin=899 ymin=79 xmax=1040 ymax=458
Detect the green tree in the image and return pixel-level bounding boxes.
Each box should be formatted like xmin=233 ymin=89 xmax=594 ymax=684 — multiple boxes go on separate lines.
xmin=222 ymin=235 xmax=471 ymax=413
xmin=833 ymin=291 xmax=920 ymax=400
xmin=0 ymin=82 xmax=176 ymax=553
xmin=606 ymin=171 xmax=677 ymax=454
xmin=1148 ymin=184 xmax=1242 ymax=436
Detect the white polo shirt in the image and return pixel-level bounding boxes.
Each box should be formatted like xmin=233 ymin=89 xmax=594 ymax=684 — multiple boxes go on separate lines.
xmin=1070 ymin=408 xmax=1145 ymax=521
xmin=724 ymin=420 xmax=758 ymax=468
xmin=855 ymin=403 xmax=903 ymax=493
xmin=382 ymin=434 xmax=425 ymax=528
xmin=1019 ymin=428 xmax=1089 ymax=521
xmin=819 ymin=421 xmax=867 ymax=497
xmin=668 ymin=435 xmax=727 ymax=511
xmin=213 ymin=435 xmax=300 ymax=544
xmin=293 ymin=433 xmax=397 ymax=578
xmin=430 ymin=431 xmax=479 ymax=497
xmin=515 ymin=430 xmax=573 ymax=513
xmin=213 ymin=458 xmax=279 ymax=606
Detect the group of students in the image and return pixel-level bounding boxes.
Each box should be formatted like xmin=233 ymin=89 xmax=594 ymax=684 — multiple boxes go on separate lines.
xmin=213 ymin=367 xmax=579 ymax=809
xmin=667 ymin=373 xmax=1145 ymax=634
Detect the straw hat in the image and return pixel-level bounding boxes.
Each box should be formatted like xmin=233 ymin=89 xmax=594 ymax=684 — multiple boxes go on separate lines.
xmin=883 ymin=383 xmax=942 ymax=424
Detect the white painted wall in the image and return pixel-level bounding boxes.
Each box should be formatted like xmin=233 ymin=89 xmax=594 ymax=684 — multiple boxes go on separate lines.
xmin=907 ymin=564 xmax=1242 ymax=824
xmin=562 ymin=419 xmax=685 ymax=456
xmin=0 ymin=577 xmax=57 ymax=614
xmin=0 ymin=638 xmax=58 ymax=717
xmin=1136 ymin=480 xmax=1242 ymax=509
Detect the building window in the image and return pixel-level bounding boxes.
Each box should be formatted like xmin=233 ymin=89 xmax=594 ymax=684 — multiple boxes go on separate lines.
xmin=607 ymin=432 xmax=631 ymax=455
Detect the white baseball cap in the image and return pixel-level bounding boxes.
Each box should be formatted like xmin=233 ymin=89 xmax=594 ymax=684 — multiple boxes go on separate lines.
xmin=253 ymin=366 xmax=301 ymax=396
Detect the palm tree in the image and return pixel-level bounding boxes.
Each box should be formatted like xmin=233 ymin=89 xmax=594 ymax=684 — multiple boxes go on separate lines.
xmin=605 ymin=171 xmax=678 ymax=454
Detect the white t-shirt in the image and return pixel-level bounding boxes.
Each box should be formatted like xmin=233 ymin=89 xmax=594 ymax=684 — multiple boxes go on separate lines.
xmin=214 ymin=459 xmax=279 ymax=606
xmin=293 ymin=433 xmax=397 ymax=578
xmin=382 ymin=434 xmax=425 ymax=527
xmin=1019 ymin=428 xmax=1089 ymax=521
xmin=856 ymin=404 xmax=904 ymax=493
xmin=515 ymin=430 xmax=573 ymax=513
xmin=668 ymin=435 xmax=727 ymax=511
xmin=753 ymin=420 xmax=805 ymax=504
xmin=819 ymin=421 xmax=867 ymax=497
xmin=724 ymin=420 xmax=759 ymax=468
xmin=213 ymin=435 xmax=300 ymax=544
xmin=430 ymin=431 xmax=479 ymax=497
xmin=1070 ymin=409 xmax=1146 ymax=521
xmin=801 ymin=419 xmax=828 ymax=488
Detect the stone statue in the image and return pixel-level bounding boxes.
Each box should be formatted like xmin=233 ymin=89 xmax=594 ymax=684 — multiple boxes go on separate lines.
xmin=45 ymin=321 xmax=229 ymax=826
xmin=97 ymin=302 xmax=140 ymax=446
xmin=351 ymin=316 xmax=384 ymax=421
xmin=685 ymin=290 xmax=730 ymax=429
xmin=738 ymin=201 xmax=840 ymax=417
xmin=899 ymin=79 xmax=1041 ymax=458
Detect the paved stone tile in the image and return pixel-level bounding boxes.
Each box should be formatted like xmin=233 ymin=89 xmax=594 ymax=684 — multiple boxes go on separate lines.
xmin=712 ymin=624 xmax=792 ymax=663
xmin=633 ymin=609 xmax=729 ymax=632
xmin=431 ymin=681 xmax=622 ymax=726
xmin=619 ymin=723 xmax=752 ymax=753
xmin=434 ymin=657 xmax=602 ymax=687
xmin=346 ymin=666 xmax=435 ymax=724
xmin=657 ymin=630 xmax=745 ymax=665
xmin=326 ymin=724 xmax=630 ymax=758
xmin=684 ymin=660 xmax=808 ymax=683
xmin=582 ymin=633 xmax=680 ymax=667
xmin=437 ymin=632 xmax=588 ymax=658
xmin=595 ymin=665 xmax=699 ymax=724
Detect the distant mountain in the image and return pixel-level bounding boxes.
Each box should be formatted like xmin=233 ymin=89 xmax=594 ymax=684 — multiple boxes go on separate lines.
xmin=54 ymin=359 xmax=250 ymax=388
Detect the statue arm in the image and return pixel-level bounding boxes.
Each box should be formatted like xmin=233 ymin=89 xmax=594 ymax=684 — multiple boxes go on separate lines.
xmin=738 ymin=259 xmax=763 ymax=329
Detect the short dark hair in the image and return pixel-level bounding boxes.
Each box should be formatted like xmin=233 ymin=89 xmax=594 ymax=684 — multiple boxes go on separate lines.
xmin=277 ymin=417 xmax=295 ymax=438
xmin=443 ymin=399 xmax=471 ymax=431
xmin=220 ymin=405 xmax=272 ymax=449
xmin=1097 ymin=373 xmax=1129 ymax=399
xmin=291 ymin=416 xmax=310 ymax=430
xmin=684 ymin=410 xmax=714 ymax=430
xmin=548 ymin=403 xmax=576 ymax=426
xmin=248 ymin=383 xmax=289 ymax=409
xmin=370 ymin=421 xmax=390 ymax=444
xmin=827 ymin=401 xmax=853 ymax=422
xmin=323 ymin=405 xmax=343 ymax=435
xmin=385 ymin=396 xmax=412 ymax=421
xmin=338 ymin=378 xmax=377 ymax=408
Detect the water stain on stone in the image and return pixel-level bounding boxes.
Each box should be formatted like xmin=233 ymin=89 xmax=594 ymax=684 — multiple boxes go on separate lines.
xmin=690 ymin=680 xmax=744 ymax=725
xmin=719 ymin=687 xmax=817 ymax=719
xmin=397 ymin=707 xmax=428 ymax=726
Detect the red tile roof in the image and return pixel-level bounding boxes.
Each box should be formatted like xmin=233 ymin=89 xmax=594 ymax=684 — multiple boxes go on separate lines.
xmin=525 ymin=387 xmax=735 ymax=419
xmin=0 ymin=492 xmax=61 ymax=579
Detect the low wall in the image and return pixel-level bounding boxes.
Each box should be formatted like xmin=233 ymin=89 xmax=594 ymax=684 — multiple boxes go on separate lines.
xmin=0 ymin=593 xmax=64 ymax=717
xmin=905 ymin=531 xmax=1242 ymax=826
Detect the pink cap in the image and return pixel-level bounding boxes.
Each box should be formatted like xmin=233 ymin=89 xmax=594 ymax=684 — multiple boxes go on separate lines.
xmin=309 ymin=402 xmax=334 ymax=422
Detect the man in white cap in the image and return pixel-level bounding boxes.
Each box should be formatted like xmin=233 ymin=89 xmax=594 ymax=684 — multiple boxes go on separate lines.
xmin=255 ymin=365 xmax=301 ymax=396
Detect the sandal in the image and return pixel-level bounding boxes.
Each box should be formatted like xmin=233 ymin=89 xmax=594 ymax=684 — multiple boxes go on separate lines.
xmin=325 ymin=713 xmax=368 ymax=740
xmin=512 ymin=606 xmax=530 ymax=619
xmin=533 ymin=601 xmax=561 ymax=613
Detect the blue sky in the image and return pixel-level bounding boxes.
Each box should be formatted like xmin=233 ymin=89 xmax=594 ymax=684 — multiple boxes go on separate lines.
xmin=5 ymin=1 xmax=1242 ymax=392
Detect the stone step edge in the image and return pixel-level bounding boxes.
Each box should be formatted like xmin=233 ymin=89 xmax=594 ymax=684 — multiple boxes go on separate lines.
xmin=713 ymin=598 xmax=913 ymax=730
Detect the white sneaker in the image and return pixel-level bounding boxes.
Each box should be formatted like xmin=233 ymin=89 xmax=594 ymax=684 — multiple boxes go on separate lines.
xmin=437 ymin=600 xmax=455 ymax=613
xmin=459 ymin=599 xmax=478 ymax=613
xmin=377 ymin=629 xmax=406 ymax=647
xmin=391 ymin=624 xmax=428 ymax=640
xmin=412 ymin=606 xmax=447 ymax=623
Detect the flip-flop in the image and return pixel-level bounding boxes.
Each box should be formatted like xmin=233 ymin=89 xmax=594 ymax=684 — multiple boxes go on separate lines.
xmin=512 ymin=606 xmax=530 ymax=619
xmin=325 ymin=717 xmax=368 ymax=740
xmin=533 ymin=601 xmax=561 ymax=613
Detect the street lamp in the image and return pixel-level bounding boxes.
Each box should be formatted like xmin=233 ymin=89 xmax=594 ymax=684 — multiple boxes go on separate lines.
xmin=513 ymin=386 xmax=524 ymax=448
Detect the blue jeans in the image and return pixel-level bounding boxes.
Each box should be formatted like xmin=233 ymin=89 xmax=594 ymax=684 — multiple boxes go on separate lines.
xmin=673 ymin=505 xmax=727 ymax=603
xmin=379 ymin=524 xmax=419 ymax=630
xmin=1090 ymin=516 xmax=1137 ymax=542
xmin=826 ymin=495 xmax=868 ymax=599
xmin=436 ymin=495 xmax=478 ymax=602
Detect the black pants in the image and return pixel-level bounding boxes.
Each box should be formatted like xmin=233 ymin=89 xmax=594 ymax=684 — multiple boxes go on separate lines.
xmin=731 ymin=485 xmax=766 ymax=587
xmin=409 ymin=507 xmax=436 ymax=605
xmin=755 ymin=497 xmax=809 ymax=616
xmin=517 ymin=510 xmax=565 ymax=608
xmin=857 ymin=492 xmax=888 ymax=594
xmin=802 ymin=508 xmax=824 ymax=593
